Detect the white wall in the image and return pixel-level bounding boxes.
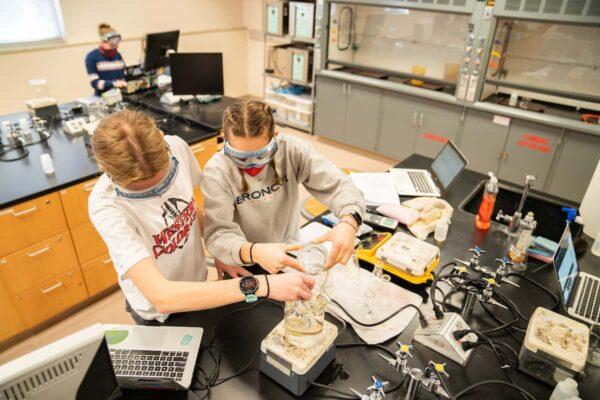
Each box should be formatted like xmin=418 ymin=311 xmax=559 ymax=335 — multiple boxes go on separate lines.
xmin=0 ymin=0 xmax=248 ymax=114
xmin=243 ymin=0 xmax=266 ymax=98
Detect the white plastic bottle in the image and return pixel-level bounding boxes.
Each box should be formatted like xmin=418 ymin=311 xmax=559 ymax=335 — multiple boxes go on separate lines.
xmin=549 ymin=378 xmax=579 ymax=400
xmin=434 ymin=216 xmax=450 ymax=243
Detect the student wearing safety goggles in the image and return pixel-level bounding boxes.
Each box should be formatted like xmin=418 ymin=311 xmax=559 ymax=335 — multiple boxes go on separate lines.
xmin=85 ymin=23 xmax=127 ymax=96
xmin=202 ymin=100 xmax=365 ymax=278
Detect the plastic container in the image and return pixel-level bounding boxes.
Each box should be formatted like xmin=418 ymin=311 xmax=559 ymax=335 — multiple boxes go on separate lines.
xmin=549 ymin=378 xmax=579 ymax=400
xmin=508 ymin=212 xmax=535 ymax=271
xmin=29 ymin=79 xmax=49 ymax=99
xmin=434 ymin=217 xmax=450 ymax=243
xmin=410 ymin=65 xmax=426 ymax=86
xmin=475 ymin=172 xmax=498 ymax=230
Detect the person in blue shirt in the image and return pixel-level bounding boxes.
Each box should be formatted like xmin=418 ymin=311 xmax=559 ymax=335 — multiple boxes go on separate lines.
xmin=85 ymin=23 xmax=127 ymax=96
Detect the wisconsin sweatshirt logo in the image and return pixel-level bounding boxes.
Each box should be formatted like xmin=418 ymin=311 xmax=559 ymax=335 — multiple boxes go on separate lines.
xmin=152 ymin=197 xmax=197 ymax=258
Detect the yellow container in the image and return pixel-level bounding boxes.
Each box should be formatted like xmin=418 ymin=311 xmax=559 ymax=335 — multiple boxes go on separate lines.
xmin=410 ymin=65 xmax=426 ymax=86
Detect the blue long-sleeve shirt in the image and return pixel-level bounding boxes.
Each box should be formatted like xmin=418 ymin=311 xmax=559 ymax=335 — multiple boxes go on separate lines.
xmin=85 ymin=49 xmax=126 ymax=96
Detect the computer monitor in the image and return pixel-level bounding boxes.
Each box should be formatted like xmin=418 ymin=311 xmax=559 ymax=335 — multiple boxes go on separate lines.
xmin=430 ymin=141 xmax=468 ymax=192
xmin=144 ymin=30 xmax=180 ymax=71
xmin=0 ymin=324 xmax=120 ymax=400
xmin=170 ymin=53 xmax=224 ymax=96
xmin=553 ymin=224 xmax=579 ymax=307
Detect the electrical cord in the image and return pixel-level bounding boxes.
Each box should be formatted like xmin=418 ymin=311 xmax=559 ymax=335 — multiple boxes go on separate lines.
xmin=0 ymin=116 xmax=56 ymax=162
xmin=453 ymin=380 xmax=536 ymax=400
xmin=430 ymin=262 xmax=458 ymax=319
xmin=329 ymin=298 xmax=428 ymax=328
xmin=505 ymin=272 xmax=560 ymax=310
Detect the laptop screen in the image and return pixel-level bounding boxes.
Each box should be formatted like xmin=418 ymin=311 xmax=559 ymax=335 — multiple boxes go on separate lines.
xmin=431 ymin=141 xmax=468 ymax=191
xmin=553 ymin=224 xmax=579 ymax=305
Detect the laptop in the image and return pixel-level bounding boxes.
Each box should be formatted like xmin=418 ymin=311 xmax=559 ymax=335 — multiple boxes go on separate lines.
xmin=390 ymin=141 xmax=468 ymax=197
xmin=104 ymin=324 xmax=203 ymax=391
xmin=552 ymin=224 xmax=600 ymax=325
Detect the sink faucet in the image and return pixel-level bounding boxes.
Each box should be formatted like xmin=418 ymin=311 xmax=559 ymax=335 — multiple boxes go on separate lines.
xmin=496 ymin=175 xmax=536 ymax=235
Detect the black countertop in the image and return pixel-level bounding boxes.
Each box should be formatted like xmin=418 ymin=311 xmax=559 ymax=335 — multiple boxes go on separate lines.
xmin=120 ymin=155 xmax=600 ymax=400
xmin=0 ymin=99 xmax=233 ymax=209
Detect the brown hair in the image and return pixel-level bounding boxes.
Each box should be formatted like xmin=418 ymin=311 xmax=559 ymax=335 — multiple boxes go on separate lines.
xmin=98 ymin=23 xmax=113 ymax=37
xmin=222 ymin=100 xmax=280 ymax=192
xmin=92 ymin=109 xmax=170 ymax=187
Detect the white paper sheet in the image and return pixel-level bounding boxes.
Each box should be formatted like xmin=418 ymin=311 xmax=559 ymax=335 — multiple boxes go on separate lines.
xmin=350 ymin=172 xmax=400 ymax=207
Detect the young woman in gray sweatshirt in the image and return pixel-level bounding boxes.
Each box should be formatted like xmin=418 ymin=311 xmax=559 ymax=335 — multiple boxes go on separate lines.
xmin=202 ymin=100 xmax=365 ymax=278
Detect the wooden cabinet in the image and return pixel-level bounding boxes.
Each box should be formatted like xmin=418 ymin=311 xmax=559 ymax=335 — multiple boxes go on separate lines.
xmin=15 ymin=267 xmax=88 ymax=328
xmin=0 ymin=278 xmax=25 ymax=343
xmin=59 ymin=178 xmax=99 ymax=228
xmin=0 ymin=232 xmax=79 ymax=296
xmin=81 ymin=253 xmax=118 ymax=297
xmin=0 ymin=192 xmax=68 ymax=256
xmin=71 ymin=221 xmax=108 ymax=265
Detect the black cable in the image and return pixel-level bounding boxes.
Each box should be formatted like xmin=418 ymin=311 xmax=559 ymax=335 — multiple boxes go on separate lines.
xmin=454 ymin=380 xmax=536 ymax=400
xmin=505 ymin=272 xmax=560 ymax=310
xmin=524 ymin=261 xmax=551 ymax=276
xmin=430 ymin=262 xmax=458 ymax=319
xmin=479 ymin=301 xmax=525 ymax=335
xmin=310 ymin=381 xmax=356 ymax=398
xmin=329 ymin=298 xmax=428 ymax=328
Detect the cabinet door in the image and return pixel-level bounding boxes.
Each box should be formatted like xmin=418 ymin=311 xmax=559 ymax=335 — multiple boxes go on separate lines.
xmin=343 ymin=83 xmax=382 ymax=151
xmin=548 ymin=131 xmax=600 ymax=203
xmin=82 ymin=253 xmax=118 ymax=297
xmin=499 ymin=120 xmax=562 ymax=187
xmin=460 ymin=110 xmax=509 ymax=175
xmin=314 ymin=76 xmax=347 ymax=142
xmin=377 ymin=92 xmax=419 ymax=161
xmin=415 ymin=100 xmax=461 ymax=158
xmin=71 ymin=221 xmax=108 ymax=265
xmin=0 ymin=277 xmax=25 ymax=343
xmin=59 ymin=178 xmax=99 ymax=229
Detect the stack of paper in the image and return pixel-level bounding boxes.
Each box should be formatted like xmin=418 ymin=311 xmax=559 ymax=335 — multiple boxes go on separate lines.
xmin=350 ymin=172 xmax=400 ymax=207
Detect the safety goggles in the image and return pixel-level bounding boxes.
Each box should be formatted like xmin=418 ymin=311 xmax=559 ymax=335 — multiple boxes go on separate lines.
xmin=101 ymin=31 xmax=122 ymax=45
xmin=224 ymin=138 xmax=278 ymax=168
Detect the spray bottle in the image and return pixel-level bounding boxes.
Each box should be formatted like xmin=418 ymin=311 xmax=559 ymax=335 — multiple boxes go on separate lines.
xmin=475 ymin=172 xmax=498 ymax=230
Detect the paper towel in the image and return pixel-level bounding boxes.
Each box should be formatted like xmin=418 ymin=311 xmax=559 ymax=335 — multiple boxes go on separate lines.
xmin=580 ymin=160 xmax=600 ymax=237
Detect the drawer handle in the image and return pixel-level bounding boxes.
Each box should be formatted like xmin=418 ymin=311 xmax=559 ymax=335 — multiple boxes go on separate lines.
xmin=12 ymin=206 xmax=38 ymax=217
xmin=41 ymin=281 xmax=63 ymax=294
xmin=83 ymin=181 xmax=98 ymax=192
xmin=102 ymin=257 xmax=112 ymax=264
xmin=193 ymin=146 xmax=206 ymax=153
xmin=27 ymin=245 xmax=51 ymax=258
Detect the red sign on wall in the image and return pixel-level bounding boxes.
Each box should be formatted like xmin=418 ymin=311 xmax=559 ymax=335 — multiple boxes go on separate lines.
xmin=517 ymin=134 xmax=551 ymax=153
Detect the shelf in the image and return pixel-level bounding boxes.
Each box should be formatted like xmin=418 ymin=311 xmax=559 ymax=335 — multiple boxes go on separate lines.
xmin=264 ymin=72 xmax=314 ymax=88
xmin=274 ymin=116 xmax=311 ymax=133
xmin=265 ymin=33 xmax=316 ymax=44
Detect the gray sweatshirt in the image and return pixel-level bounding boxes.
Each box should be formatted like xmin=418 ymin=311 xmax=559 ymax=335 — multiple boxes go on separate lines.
xmin=202 ymin=133 xmax=365 ymax=266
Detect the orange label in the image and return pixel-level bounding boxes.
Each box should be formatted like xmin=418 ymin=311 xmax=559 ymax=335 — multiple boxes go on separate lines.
xmin=517 ymin=134 xmax=552 ymax=153
xmin=422 ymin=133 xmax=449 ymax=143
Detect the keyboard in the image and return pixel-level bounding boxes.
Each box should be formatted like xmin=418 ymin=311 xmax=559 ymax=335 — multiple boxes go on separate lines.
xmin=575 ymin=276 xmax=600 ymax=323
xmin=408 ymin=171 xmax=435 ymax=194
xmin=109 ymin=349 xmax=188 ymax=381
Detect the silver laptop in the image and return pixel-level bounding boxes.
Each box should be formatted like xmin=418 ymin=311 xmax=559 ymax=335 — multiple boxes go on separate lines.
xmin=553 ymin=225 xmax=600 ymax=325
xmin=105 ymin=324 xmax=203 ymax=391
xmin=390 ymin=141 xmax=468 ymax=197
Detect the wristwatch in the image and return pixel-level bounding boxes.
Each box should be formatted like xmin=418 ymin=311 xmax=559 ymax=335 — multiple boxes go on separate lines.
xmin=239 ymin=276 xmax=259 ymax=303
xmin=342 ymin=211 xmax=363 ymax=227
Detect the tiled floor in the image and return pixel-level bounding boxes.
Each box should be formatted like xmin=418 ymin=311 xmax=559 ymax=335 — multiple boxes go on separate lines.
xmin=0 ymin=127 xmax=397 ymax=365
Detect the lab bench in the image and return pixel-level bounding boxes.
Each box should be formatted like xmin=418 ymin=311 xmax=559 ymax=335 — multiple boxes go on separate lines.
xmin=118 ymin=154 xmax=600 ymax=400
xmin=0 ymin=102 xmax=222 ymax=347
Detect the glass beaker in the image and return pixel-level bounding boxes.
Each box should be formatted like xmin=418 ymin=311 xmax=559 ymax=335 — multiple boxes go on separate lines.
xmin=381 ymin=274 xmax=392 ymax=308
xmin=344 ymin=254 xmax=361 ymax=280
xmin=29 ymin=79 xmax=49 ymax=99
xmin=284 ymin=244 xmax=329 ymax=351
xmin=588 ymin=324 xmax=600 ymax=367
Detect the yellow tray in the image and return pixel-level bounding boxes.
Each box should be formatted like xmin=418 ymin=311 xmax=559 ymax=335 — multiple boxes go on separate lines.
xmin=356 ymin=233 xmax=438 ymax=285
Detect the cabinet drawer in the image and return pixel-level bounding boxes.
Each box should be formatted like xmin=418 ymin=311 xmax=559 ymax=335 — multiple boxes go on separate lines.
xmin=71 ymin=221 xmax=108 ymax=264
xmin=59 ymin=178 xmax=99 ymax=228
xmin=82 ymin=253 xmax=118 ymax=296
xmin=0 ymin=278 xmax=25 ymax=343
xmin=191 ymin=137 xmax=218 ymax=169
xmin=15 ymin=267 xmax=88 ymax=328
xmin=0 ymin=232 xmax=79 ymax=295
xmin=0 ymin=192 xmax=68 ymax=256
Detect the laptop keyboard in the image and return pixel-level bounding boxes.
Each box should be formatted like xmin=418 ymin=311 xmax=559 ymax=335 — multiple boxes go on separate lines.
xmin=109 ymin=349 xmax=188 ymax=381
xmin=575 ymin=276 xmax=600 ymax=323
xmin=408 ymin=171 xmax=435 ymax=194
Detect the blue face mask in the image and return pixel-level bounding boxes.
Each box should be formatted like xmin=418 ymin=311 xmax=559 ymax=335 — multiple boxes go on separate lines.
xmin=224 ymin=137 xmax=278 ymax=169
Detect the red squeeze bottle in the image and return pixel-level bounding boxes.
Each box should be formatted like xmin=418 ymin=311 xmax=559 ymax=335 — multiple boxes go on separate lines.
xmin=475 ymin=172 xmax=498 ymax=230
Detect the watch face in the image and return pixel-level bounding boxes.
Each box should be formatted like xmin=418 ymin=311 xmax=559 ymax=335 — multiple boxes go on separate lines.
xmin=240 ymin=276 xmax=258 ymax=295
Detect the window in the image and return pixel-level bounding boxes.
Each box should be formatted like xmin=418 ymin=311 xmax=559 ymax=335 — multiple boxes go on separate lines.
xmin=0 ymin=0 xmax=66 ymax=48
